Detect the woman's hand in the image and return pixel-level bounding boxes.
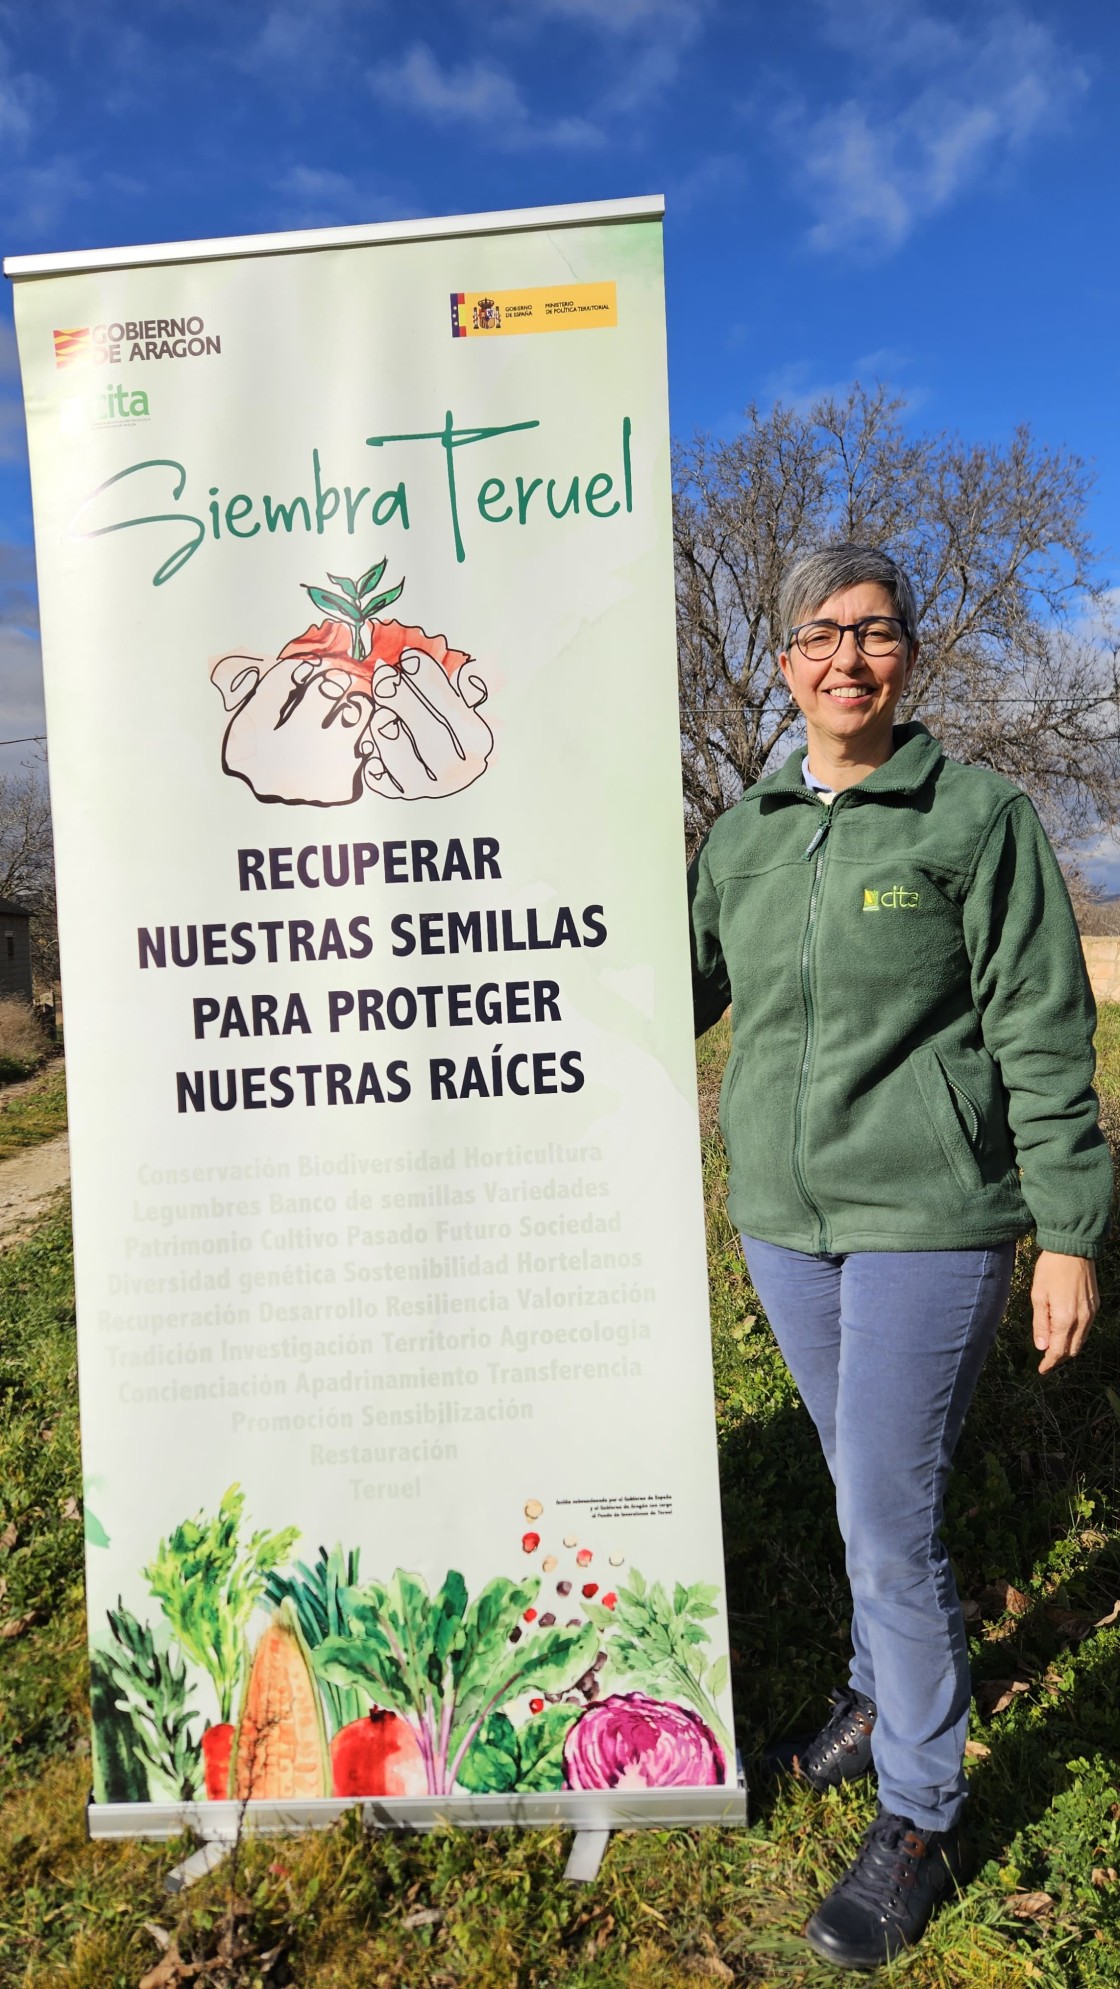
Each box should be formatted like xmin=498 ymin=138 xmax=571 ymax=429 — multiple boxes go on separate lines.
xmin=1031 ymin=1251 xmax=1099 ymax=1373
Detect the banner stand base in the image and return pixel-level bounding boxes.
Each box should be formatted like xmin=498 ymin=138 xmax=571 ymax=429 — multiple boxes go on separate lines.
xmin=564 ymin=1829 xmax=611 ymax=1882
xmin=165 ymin=1841 xmax=232 ymax=1894
xmin=88 ymin=1778 xmax=748 ymax=1845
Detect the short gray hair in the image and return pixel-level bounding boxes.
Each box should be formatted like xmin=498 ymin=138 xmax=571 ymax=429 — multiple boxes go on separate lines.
xmin=780 ymin=543 xmax=918 ymax=646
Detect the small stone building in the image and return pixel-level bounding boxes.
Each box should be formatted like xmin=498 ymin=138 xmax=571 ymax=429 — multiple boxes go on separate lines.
xmin=1081 ymin=936 xmax=1120 ymax=1005
xmin=0 ymin=898 xmax=32 ymax=1003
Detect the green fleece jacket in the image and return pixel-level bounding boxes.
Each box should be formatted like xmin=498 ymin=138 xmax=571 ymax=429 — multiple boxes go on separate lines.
xmin=689 ymin=724 xmax=1112 ymax=1257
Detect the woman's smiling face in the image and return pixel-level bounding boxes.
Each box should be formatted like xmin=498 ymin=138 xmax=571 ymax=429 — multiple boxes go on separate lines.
xmin=779 ymin=579 xmax=917 ymax=767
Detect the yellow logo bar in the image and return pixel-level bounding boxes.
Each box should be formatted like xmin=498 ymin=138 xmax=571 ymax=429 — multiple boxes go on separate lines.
xmin=862 ymin=889 xmax=879 ymax=910
xmin=450 ymin=283 xmax=617 ymax=339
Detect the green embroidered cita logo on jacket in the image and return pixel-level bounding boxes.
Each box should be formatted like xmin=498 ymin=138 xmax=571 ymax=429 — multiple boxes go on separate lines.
xmin=862 ymin=887 xmax=920 ymax=911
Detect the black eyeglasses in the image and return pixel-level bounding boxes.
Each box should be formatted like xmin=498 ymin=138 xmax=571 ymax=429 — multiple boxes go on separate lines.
xmin=788 ymin=616 xmax=910 ymax=662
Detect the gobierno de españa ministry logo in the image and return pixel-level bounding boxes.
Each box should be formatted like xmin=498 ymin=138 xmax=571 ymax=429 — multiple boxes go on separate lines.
xmin=52 ymin=316 xmax=222 ymax=368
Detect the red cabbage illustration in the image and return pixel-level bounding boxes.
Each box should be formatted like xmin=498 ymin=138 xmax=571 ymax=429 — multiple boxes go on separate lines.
xmin=562 ymin=1692 xmax=726 ymax=1790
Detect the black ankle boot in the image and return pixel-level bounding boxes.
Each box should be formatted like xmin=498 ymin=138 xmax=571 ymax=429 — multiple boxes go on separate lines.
xmin=790 ymin=1686 xmax=877 ymax=1792
xmin=805 ymin=1807 xmax=964 ymax=1970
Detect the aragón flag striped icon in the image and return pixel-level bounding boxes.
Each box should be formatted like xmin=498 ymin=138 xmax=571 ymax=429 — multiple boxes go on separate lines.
xmin=53 ymin=328 xmax=90 ymax=368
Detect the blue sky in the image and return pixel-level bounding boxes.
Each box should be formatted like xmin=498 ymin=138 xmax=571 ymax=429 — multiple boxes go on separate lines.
xmin=2 ymin=0 xmax=1118 ymax=874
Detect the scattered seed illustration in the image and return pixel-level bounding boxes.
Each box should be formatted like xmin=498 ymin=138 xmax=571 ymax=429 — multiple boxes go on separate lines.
xmin=563 ymin=1535 xmax=578 ymax=1548
xmin=523 ymin=1607 xmax=537 ymax=1622
xmin=542 ymin=1555 xmax=557 ymax=1573
xmin=602 ymin=1592 xmax=618 ymax=1610
xmin=529 ymin=1698 xmax=544 ymax=1714
xmin=524 ymin=1500 xmax=543 ymax=1521
xmin=576 ymin=1549 xmax=593 ymax=1568
xmin=582 ymin=1582 xmax=599 ymax=1599
xmin=521 ymin=1532 xmax=540 ymax=1554
xmin=556 ymin=1580 xmax=572 ymax=1596
xmin=540 ymin=1612 xmax=556 ymax=1627
xmin=609 ymin=1553 xmax=625 ymax=1567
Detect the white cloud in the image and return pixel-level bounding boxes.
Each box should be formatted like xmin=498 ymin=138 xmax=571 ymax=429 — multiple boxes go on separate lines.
xmin=0 ymin=308 xmax=28 ymax=463
xmin=0 ymin=397 xmax=28 ymax=466
xmin=0 ymin=42 xmax=46 ymax=149
xmin=529 ymin=0 xmax=708 ymax=32
xmin=0 ymin=321 xmax=19 ymax=381
xmin=0 ymin=626 xmax=45 ymax=743
xmin=271 ymin=165 xmax=418 ymax=230
xmin=237 ymin=0 xmax=365 ymax=83
xmin=777 ymin=3 xmax=1088 ymax=256
xmin=667 ymin=151 xmax=747 ymax=214
xmin=368 ymin=0 xmax=710 ymax=145
xmin=1072 ymin=827 xmax=1120 ymax=895
xmin=0 ymin=159 xmax=88 ymax=240
xmin=596 ymin=38 xmax=684 ymax=118
xmin=757 ymin=349 xmax=927 ymax=417
xmin=519 ymin=0 xmax=710 ymax=117
xmin=0 ymin=542 xmax=44 ymax=755
xmin=368 ymin=42 xmax=603 ymax=150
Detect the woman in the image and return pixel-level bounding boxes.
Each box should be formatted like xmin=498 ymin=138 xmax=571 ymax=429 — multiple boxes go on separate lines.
xmin=689 ymin=543 xmax=1111 ymax=1971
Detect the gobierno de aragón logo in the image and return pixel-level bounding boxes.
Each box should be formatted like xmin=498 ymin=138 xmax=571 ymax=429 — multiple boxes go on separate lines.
xmin=52 ymin=317 xmax=222 ymax=368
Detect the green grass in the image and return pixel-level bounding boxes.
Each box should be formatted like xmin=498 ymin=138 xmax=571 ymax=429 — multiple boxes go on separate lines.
xmin=0 ymin=1061 xmax=68 ymax=1162
xmin=0 ymin=1032 xmax=1118 ymax=1985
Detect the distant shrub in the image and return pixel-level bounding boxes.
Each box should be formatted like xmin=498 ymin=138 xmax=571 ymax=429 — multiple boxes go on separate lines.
xmin=1079 ymin=899 xmax=1120 ymax=936
xmin=0 ymin=999 xmax=48 ymax=1082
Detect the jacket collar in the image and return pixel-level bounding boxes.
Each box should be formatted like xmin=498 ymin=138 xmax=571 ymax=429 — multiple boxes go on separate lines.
xmin=751 ymin=722 xmax=943 ymax=803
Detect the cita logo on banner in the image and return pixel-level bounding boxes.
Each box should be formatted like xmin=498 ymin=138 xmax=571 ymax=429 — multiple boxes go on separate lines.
xmin=59 ymin=380 xmax=151 ymax=435
xmin=53 ymin=317 xmax=222 ymax=367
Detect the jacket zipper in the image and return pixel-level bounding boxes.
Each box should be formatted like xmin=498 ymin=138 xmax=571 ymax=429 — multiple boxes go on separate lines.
xmin=793 ymin=807 xmax=833 ymax=1248
xmin=945 ymin=1072 xmax=980 ymax=1145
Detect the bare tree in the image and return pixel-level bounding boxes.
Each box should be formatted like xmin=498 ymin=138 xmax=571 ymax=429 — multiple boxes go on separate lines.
xmin=0 ymin=764 xmax=57 ymax=990
xmin=674 ymin=385 xmax=1120 ymax=852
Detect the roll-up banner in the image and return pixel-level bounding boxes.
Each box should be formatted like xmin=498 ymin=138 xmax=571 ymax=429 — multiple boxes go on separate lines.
xmin=7 ymin=198 xmax=743 ymax=1839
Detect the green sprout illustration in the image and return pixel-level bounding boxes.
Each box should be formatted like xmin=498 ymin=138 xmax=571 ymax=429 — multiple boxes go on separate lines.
xmin=302 ymin=557 xmax=405 ymax=663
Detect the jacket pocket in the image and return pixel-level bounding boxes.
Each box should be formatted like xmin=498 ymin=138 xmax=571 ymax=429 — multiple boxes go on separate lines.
xmin=910 ymin=1044 xmax=997 ymax=1195
xmin=718 ymin=1044 xmax=745 ymax=1144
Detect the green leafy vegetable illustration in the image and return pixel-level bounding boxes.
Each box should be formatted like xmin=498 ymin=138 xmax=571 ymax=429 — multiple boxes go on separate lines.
xmin=90 ymin=1650 xmax=150 ymax=1803
xmin=313 ymin=1567 xmax=597 ymax=1794
xmin=303 ymin=556 xmax=405 ymax=661
xmin=584 ymin=1571 xmax=731 ymax=1748
xmin=263 ymin=1544 xmax=367 ymax=1734
xmin=96 ymin=1601 xmax=202 ymax=1801
xmin=144 ymin=1484 xmax=299 ymax=1723
xmin=455 ymin=1703 xmax=581 ymax=1795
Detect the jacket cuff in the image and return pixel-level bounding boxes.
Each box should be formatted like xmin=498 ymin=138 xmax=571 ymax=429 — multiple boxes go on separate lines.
xmin=1033 ymin=1228 xmax=1109 ymax=1260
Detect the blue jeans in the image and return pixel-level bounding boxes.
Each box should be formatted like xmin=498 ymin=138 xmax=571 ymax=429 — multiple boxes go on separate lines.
xmin=742 ymin=1236 xmax=1016 ymax=1831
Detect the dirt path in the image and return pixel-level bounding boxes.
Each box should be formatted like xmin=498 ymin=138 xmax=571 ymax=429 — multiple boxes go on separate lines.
xmin=0 ymin=1132 xmax=70 ymax=1249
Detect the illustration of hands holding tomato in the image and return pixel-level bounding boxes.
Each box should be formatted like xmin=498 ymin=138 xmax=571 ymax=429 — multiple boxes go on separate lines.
xmin=210 ymin=558 xmax=493 ymax=808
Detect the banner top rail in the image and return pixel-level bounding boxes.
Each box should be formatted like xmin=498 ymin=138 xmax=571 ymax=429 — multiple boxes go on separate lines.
xmin=3 ymin=194 xmax=665 ymax=280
